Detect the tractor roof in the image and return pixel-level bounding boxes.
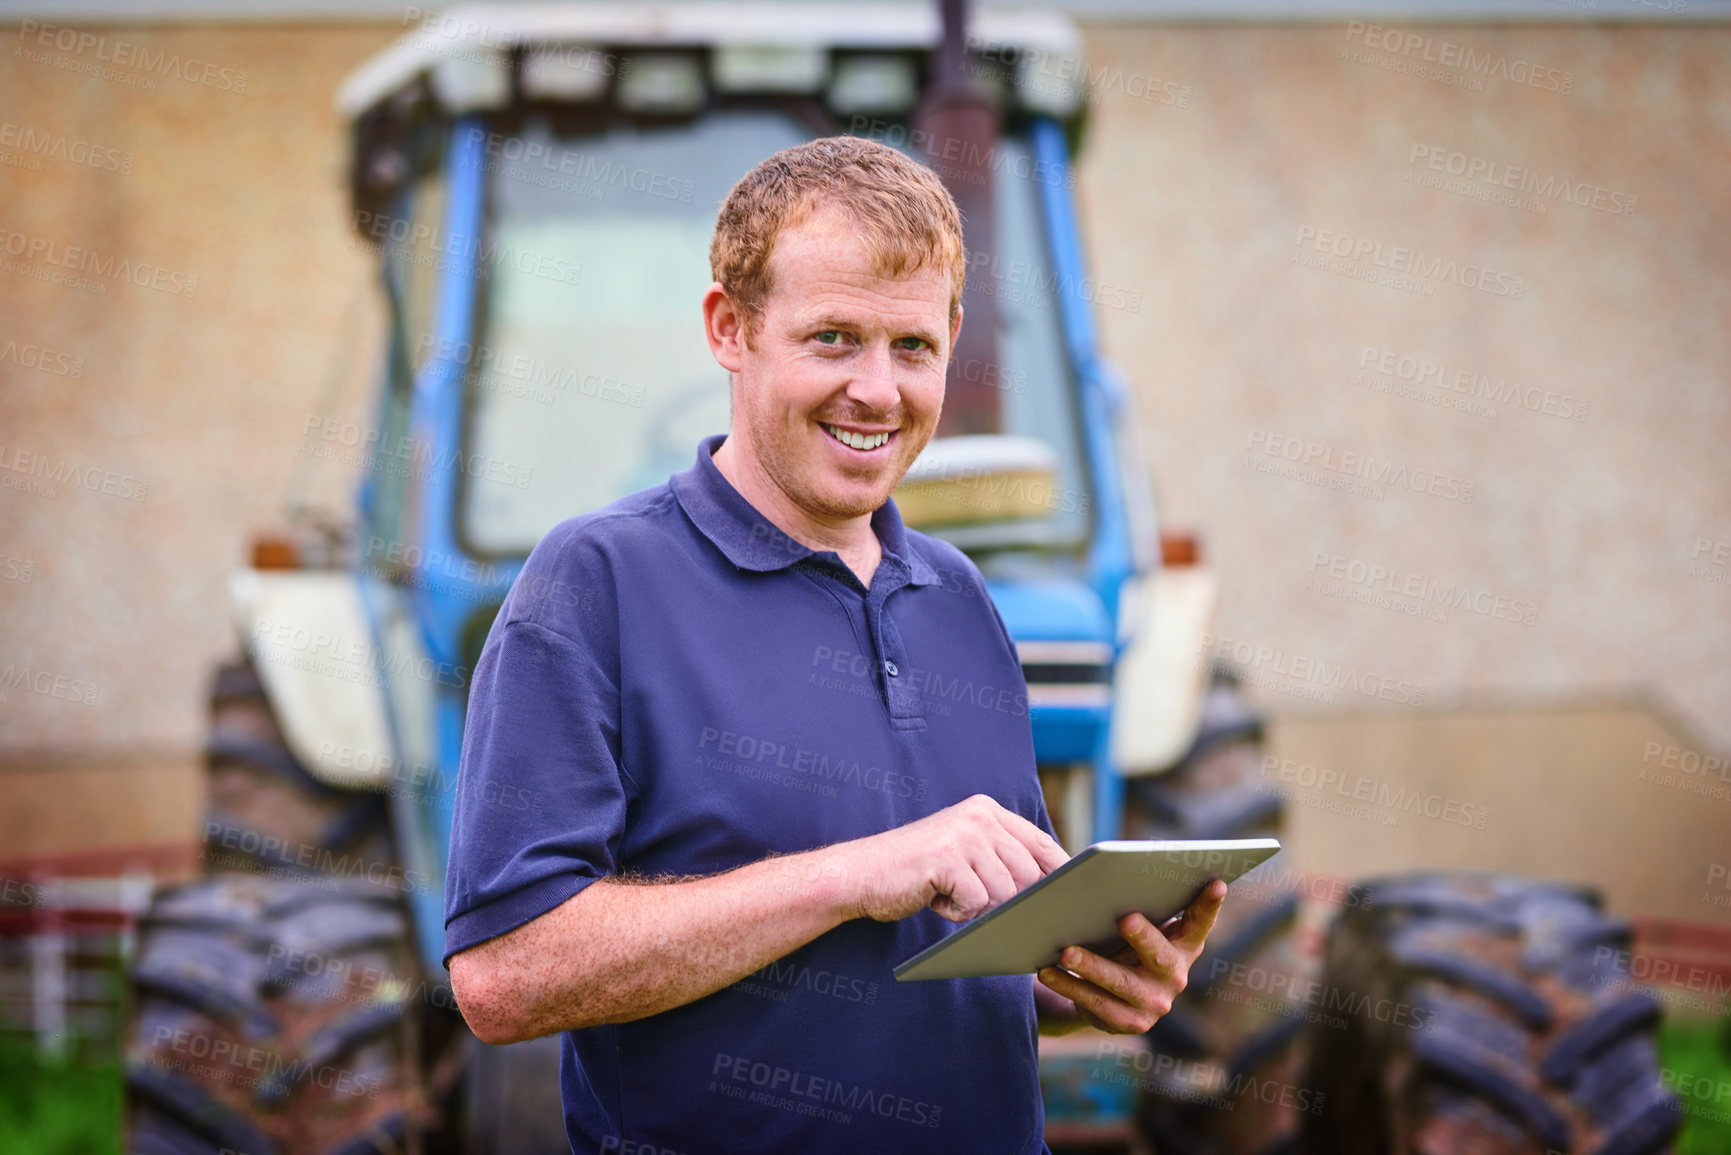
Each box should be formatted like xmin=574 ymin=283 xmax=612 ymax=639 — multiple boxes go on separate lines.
xmin=338 ymin=2 xmax=1086 ymax=123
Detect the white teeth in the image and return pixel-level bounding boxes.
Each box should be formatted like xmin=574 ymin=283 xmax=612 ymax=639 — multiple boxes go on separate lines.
xmin=823 ymin=424 xmax=890 ymax=451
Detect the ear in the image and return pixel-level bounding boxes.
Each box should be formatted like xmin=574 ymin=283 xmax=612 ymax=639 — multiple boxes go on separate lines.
xmin=948 ymin=304 xmax=964 ymax=362
xmin=703 ymin=283 xmax=746 ymax=374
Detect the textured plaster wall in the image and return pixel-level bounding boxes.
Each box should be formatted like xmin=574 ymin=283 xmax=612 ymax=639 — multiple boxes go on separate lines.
xmin=0 ymin=26 xmax=392 ymax=757
xmin=0 ymin=21 xmax=1726 ymax=771
xmin=1075 ymin=22 xmax=1730 ymax=752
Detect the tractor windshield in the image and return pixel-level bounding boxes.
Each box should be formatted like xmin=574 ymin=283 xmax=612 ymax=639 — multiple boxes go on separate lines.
xmin=459 ymin=109 xmax=1091 ymax=557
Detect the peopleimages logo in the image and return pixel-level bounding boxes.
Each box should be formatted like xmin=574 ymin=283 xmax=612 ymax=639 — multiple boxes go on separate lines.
xmin=1198 ymin=633 xmax=1426 ymax=706
xmin=465 ymin=128 xmax=694 ymax=204
xmin=414 ymin=335 xmax=646 ymax=408
xmin=0 ymin=337 xmax=84 ymax=379
xmin=0 ymin=227 xmax=198 ymax=297
xmin=1307 ymin=551 xmax=1539 ymax=627
xmin=1342 ymin=22 xmax=1574 ymax=94
xmin=0 ymin=442 xmax=149 ymax=502
xmin=1260 ymin=755 xmax=1491 ymax=829
xmin=0 ymin=664 xmax=101 ymax=706
xmin=1637 ymin=741 xmax=1731 ymax=804
xmin=964 ymin=36 xmax=1193 ymax=108
xmin=738 ymin=958 xmax=880 ymax=1006
xmin=251 ymin=616 xmax=470 ymax=691
xmin=15 ymin=21 xmax=249 ymax=91
xmin=846 ymin=115 xmax=1076 ymax=190
xmin=969 ymin=248 xmax=1143 ymax=313
xmin=351 ymin=210 xmax=582 ymax=286
xmin=1356 ymin=346 xmax=1590 ymax=423
xmin=1407 ymin=144 xmax=1636 ymax=217
xmin=0 ymin=121 xmax=132 ymax=174
xmin=710 ymin=1053 xmax=943 ymax=1129
xmin=301 ymin=416 xmax=534 ymax=490
xmin=1688 ymin=537 xmax=1731 ymax=587
xmin=696 ymin=725 xmax=930 ymax=802
xmin=1246 ymin=428 xmax=1477 ymax=505
xmin=1294 ymin=226 xmax=1525 ymax=299
xmin=149 ymin=1025 xmax=382 ymax=1099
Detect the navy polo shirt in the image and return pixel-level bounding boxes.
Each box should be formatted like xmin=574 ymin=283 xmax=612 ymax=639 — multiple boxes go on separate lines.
xmin=446 ymin=433 xmax=1057 ymax=1155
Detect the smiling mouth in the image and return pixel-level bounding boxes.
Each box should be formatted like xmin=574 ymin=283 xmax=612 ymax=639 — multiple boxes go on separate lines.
xmin=820 ymin=423 xmax=893 ymax=452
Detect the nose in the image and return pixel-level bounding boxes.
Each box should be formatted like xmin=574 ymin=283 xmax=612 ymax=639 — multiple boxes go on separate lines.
xmin=844 ymin=339 xmax=901 ymax=414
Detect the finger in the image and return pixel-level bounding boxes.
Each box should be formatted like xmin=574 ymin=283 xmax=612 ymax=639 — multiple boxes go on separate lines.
xmin=1037 ymin=965 xmax=1154 ymax=1035
xmin=990 ymin=834 xmax=1047 ymax=894
xmin=1120 ymin=912 xmax=1187 ymax=976
xmin=1166 ymin=880 xmax=1229 ymax=952
xmin=969 ymin=849 xmax=1021 ymax=915
xmin=1036 ymin=964 xmax=1103 ymax=1010
xmin=992 ymin=808 xmax=1069 ymax=875
xmin=933 ymin=867 xmax=992 ymax=923
xmin=1056 ymin=945 xmax=1144 ymax=1007
xmin=1106 ymin=939 xmax=1144 ymax=966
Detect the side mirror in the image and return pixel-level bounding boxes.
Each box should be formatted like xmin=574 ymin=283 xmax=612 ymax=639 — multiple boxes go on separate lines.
xmin=893 ymin=435 xmax=1059 ymax=529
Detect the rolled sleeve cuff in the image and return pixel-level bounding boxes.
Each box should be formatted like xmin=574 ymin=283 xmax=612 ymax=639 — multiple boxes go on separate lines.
xmin=442 ymin=870 xmax=605 ymax=967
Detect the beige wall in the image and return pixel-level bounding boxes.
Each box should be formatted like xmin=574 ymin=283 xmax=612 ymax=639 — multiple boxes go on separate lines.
xmin=0 ymin=24 xmax=1726 ymax=892
xmin=1076 ymin=23 xmax=1730 ymax=755
xmin=1268 ymin=705 xmax=1729 ymax=925
xmin=0 ymin=26 xmax=392 ymax=757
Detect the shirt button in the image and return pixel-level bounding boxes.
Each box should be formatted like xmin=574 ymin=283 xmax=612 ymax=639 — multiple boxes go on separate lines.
xmin=884 ymin=660 xmax=899 ymax=678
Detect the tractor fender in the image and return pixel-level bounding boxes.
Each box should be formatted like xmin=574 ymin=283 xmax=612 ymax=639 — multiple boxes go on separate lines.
xmin=228 ymin=568 xmax=397 ymax=791
xmin=1110 ymin=565 xmax=1219 ymax=777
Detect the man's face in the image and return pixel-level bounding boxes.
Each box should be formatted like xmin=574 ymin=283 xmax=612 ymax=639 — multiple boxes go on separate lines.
xmin=719 ymin=203 xmax=956 ymax=522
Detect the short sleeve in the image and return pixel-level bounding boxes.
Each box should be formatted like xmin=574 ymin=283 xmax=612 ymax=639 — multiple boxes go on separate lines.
xmin=442 ymin=526 xmax=628 ymax=965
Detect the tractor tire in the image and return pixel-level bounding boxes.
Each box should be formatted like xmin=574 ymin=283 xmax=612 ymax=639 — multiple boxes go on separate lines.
xmin=124 ymin=658 xmax=427 ymax=1154
xmin=1123 ymin=673 xmax=1313 ymax=1155
xmin=202 ymin=661 xmax=394 ymax=883
xmin=124 ymin=873 xmax=421 ymax=1155
xmin=1301 ymin=873 xmax=1685 ymax=1155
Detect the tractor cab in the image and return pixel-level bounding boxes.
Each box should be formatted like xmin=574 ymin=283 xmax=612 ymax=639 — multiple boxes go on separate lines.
xmin=314 ymin=1 xmax=1171 ymax=978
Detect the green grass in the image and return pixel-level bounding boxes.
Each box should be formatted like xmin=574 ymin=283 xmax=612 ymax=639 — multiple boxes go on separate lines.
xmin=0 ymin=1001 xmax=1719 ymax=1155
xmin=0 ymin=1033 xmax=121 ymax=1155
xmin=1662 ymin=1011 xmax=1731 ymax=1155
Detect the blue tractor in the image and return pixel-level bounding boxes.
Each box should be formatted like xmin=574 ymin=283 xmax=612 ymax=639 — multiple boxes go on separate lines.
xmin=120 ymin=6 xmax=1684 ymax=1154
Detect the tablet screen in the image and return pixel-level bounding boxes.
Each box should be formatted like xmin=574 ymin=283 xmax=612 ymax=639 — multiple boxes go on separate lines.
xmin=893 ymin=838 xmax=1281 ymax=981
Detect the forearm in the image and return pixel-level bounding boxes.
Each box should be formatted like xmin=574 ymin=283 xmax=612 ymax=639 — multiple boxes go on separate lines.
xmin=451 ymin=846 xmax=856 ymax=1043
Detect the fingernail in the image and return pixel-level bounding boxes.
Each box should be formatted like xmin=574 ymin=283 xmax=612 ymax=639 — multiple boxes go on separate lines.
xmin=1062 ymin=948 xmax=1081 ymax=967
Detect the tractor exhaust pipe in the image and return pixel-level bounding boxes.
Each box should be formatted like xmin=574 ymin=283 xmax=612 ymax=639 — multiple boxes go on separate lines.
xmin=920 ymin=0 xmax=1003 ymax=438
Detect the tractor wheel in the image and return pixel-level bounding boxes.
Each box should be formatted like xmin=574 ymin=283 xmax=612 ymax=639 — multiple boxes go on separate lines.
xmin=1124 ymin=673 xmax=1312 ymax=1155
xmin=124 ymin=874 xmax=421 ymax=1155
xmin=202 ymin=661 xmax=393 ymax=881
xmin=1301 ymin=873 xmax=1685 ymax=1155
xmin=124 ymin=658 xmax=428 ymax=1154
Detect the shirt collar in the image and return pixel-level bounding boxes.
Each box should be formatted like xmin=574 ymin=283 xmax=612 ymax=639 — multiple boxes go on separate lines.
xmin=671 ymin=434 xmax=940 ymax=586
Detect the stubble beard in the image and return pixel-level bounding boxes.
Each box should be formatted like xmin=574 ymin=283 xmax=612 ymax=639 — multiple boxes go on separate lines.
xmin=755 ymin=413 xmax=890 ymax=522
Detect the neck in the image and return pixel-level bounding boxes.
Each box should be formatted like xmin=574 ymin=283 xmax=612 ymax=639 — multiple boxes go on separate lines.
xmin=712 ymin=435 xmax=882 ymax=588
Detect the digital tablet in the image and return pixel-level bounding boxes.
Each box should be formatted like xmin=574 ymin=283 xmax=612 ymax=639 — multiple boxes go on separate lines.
xmin=893 ymin=838 xmax=1281 ymax=982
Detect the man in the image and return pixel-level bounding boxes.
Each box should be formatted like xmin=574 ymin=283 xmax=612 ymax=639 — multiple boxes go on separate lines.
xmin=445 ymin=136 xmax=1225 ymax=1154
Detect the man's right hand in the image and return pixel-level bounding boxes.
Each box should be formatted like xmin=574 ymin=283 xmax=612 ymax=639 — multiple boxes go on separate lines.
xmin=451 ymin=794 xmax=1067 ymax=1041
xmin=827 ymin=794 xmax=1069 ymax=924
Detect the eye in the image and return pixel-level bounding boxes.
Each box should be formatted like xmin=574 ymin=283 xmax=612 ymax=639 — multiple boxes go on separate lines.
xmin=895 ymin=337 xmax=933 ymax=353
xmin=814 ymin=330 xmax=845 ymax=345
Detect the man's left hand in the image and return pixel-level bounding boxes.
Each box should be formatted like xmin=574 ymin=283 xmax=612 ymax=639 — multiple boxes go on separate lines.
xmin=1036 ymin=879 xmax=1228 ymax=1034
